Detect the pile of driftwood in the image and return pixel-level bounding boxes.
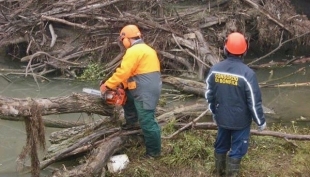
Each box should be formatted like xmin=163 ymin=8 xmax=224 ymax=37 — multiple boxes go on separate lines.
xmin=1 ymin=0 xmax=310 ymax=82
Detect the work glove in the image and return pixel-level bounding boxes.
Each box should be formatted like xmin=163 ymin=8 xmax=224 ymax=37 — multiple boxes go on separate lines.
xmin=257 ymin=122 xmax=266 ymax=132
xmin=100 ymin=83 xmax=109 ymax=95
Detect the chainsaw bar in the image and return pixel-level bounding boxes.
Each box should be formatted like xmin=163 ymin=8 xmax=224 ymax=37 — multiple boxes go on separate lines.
xmin=82 ymin=88 xmax=101 ymax=96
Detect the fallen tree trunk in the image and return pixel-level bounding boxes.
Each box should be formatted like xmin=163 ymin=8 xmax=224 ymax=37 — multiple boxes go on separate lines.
xmin=48 ymin=118 xmax=111 ymax=144
xmin=41 ymin=127 xmax=121 ymax=170
xmin=162 ymin=75 xmax=276 ymax=114
xmin=162 ymin=75 xmax=206 ymax=97
xmin=260 ymin=82 xmax=310 ymax=88
xmin=0 ymin=93 xmax=114 ymax=118
xmin=55 ymin=136 xmax=128 ymax=177
xmin=0 ymin=116 xmax=85 ymax=128
xmin=175 ymin=122 xmax=310 ymax=140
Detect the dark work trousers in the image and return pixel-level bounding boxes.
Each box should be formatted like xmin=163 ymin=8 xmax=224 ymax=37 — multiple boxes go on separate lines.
xmin=214 ymin=126 xmax=251 ymax=159
xmin=123 ymin=90 xmax=161 ymax=156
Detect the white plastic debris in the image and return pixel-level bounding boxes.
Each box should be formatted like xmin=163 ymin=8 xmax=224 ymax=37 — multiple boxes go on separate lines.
xmin=107 ymin=154 xmax=130 ymax=173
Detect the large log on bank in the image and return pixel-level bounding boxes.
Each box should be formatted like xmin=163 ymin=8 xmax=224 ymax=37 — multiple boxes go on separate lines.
xmin=175 ymin=122 xmax=310 ymax=141
xmin=48 ymin=118 xmax=111 ymax=144
xmin=41 ymin=127 xmax=121 ymax=170
xmin=55 ymin=136 xmax=126 ymax=177
xmin=45 ymin=128 xmax=142 ymax=177
xmin=52 ymin=135 xmax=133 ymax=177
xmin=162 ymin=76 xmax=276 ymax=114
xmin=0 ymin=93 xmax=114 ymax=118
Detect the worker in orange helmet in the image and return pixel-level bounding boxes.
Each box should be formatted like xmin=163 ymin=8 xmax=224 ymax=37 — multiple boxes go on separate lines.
xmin=205 ymin=32 xmax=266 ymax=176
xmin=100 ymin=24 xmax=162 ymax=158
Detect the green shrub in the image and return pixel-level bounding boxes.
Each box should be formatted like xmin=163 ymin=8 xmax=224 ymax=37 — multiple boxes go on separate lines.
xmin=78 ymin=63 xmax=105 ymax=81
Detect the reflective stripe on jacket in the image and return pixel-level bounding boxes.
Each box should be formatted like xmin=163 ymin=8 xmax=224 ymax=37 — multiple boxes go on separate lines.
xmin=205 ymin=56 xmax=265 ymax=130
xmin=105 ymin=42 xmax=162 ymax=110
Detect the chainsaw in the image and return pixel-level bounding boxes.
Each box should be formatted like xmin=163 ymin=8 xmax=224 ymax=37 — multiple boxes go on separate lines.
xmin=83 ymin=87 xmax=127 ymax=106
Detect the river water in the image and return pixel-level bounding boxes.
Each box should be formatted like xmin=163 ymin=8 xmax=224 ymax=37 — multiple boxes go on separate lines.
xmin=0 ymin=53 xmax=310 ymax=176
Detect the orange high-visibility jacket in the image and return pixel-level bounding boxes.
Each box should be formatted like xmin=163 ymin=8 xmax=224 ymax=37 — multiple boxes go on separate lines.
xmin=105 ymin=41 xmax=162 ymax=109
xmin=105 ymin=42 xmax=160 ymax=89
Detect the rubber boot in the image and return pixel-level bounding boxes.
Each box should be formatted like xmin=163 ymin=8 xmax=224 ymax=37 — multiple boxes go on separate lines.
xmin=214 ymin=152 xmax=226 ymax=177
xmin=226 ymin=157 xmax=241 ymax=177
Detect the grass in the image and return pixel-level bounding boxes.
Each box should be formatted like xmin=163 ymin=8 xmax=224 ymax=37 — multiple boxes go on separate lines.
xmin=105 ymin=122 xmax=310 ymax=177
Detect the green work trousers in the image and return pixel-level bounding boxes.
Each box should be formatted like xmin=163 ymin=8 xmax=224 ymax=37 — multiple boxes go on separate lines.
xmin=123 ymin=90 xmax=161 ymax=156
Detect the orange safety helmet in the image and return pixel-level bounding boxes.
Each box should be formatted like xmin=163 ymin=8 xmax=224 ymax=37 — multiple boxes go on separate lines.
xmin=119 ymin=25 xmax=141 ymax=48
xmin=224 ymin=32 xmax=248 ymax=55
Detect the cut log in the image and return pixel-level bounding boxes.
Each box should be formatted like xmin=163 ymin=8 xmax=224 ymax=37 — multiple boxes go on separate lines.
xmin=55 ymin=136 xmax=128 ymax=177
xmin=46 ymin=130 xmax=142 ymax=177
xmin=0 ymin=93 xmax=115 ymax=118
xmin=162 ymin=76 xmax=206 ymax=97
xmin=41 ymin=127 xmax=120 ymax=169
xmin=51 ymin=135 xmax=132 ymax=177
xmin=48 ymin=118 xmax=110 ymax=144
xmin=157 ymin=103 xmax=208 ymax=123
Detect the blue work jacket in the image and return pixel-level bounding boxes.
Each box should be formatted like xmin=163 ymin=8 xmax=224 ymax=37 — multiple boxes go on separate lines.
xmin=205 ymin=56 xmax=265 ymax=130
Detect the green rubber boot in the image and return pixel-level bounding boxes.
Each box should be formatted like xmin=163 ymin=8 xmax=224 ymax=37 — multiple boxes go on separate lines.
xmin=214 ymin=152 xmax=226 ymax=177
xmin=226 ymin=157 xmax=241 ymax=177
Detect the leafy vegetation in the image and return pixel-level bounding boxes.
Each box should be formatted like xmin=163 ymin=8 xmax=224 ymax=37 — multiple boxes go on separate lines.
xmin=78 ymin=63 xmax=105 ymax=81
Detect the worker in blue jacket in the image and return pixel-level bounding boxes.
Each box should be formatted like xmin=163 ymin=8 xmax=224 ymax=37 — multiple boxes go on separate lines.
xmin=205 ymin=32 xmax=266 ymax=177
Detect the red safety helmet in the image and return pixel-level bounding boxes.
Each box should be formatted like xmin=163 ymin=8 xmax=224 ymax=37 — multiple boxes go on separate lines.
xmin=119 ymin=25 xmax=141 ymax=48
xmin=224 ymin=32 xmax=248 ymax=55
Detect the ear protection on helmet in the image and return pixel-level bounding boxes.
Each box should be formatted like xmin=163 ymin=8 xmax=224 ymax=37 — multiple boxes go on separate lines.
xmin=122 ymin=37 xmax=131 ymax=49
xmin=119 ymin=33 xmax=131 ymax=49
